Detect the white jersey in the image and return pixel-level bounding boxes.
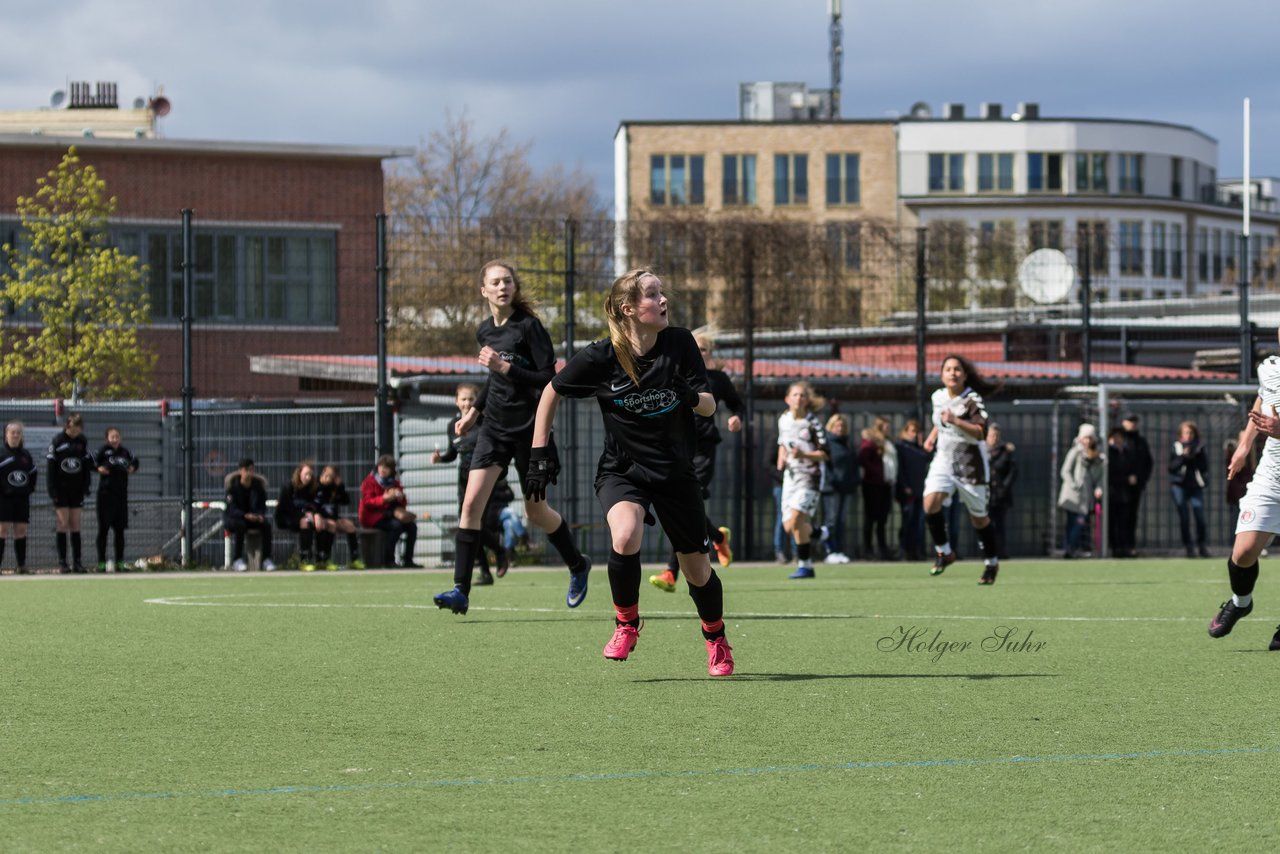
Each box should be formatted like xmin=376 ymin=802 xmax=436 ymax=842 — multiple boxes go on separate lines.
xmin=1248 ymin=356 xmax=1280 ymax=495
xmin=929 ymin=386 xmax=990 ymax=485
xmin=778 ymin=410 xmax=828 ymax=492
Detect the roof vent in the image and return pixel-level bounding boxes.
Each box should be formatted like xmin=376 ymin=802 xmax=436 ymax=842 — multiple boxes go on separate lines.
xmin=944 ymin=102 xmax=965 ymax=120
xmin=1017 ymin=101 xmax=1040 ymax=120
xmin=980 ymin=102 xmax=1002 ymax=120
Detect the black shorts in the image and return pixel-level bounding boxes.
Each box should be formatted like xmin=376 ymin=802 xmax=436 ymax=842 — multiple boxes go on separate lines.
xmin=51 ymin=490 xmax=86 ymax=509
xmin=470 ymin=425 xmax=533 ymax=493
xmin=97 ymin=499 xmax=129 ymax=530
xmin=595 ymin=471 xmax=708 ymax=554
xmin=0 ymin=494 xmax=31 ymax=523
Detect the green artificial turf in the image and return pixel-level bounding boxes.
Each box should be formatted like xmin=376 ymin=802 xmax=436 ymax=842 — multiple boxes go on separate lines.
xmin=2 ymin=558 xmax=1279 ymax=852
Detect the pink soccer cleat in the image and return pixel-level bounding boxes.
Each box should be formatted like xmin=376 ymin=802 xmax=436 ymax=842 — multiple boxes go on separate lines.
xmin=705 ymin=636 xmax=735 ymax=677
xmin=603 ymin=622 xmax=642 ymax=661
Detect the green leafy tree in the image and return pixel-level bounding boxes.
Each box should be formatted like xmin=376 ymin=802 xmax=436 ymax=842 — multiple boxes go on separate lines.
xmin=0 ymin=147 xmax=155 ymax=399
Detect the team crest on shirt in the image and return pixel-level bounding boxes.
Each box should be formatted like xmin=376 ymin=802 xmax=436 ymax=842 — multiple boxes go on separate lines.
xmin=1241 ymin=509 xmax=1255 ymax=523
xmin=614 ymin=388 xmax=680 ymax=416
xmin=60 ymin=458 xmax=82 ymax=473
xmin=8 ymin=471 xmax=28 ymax=488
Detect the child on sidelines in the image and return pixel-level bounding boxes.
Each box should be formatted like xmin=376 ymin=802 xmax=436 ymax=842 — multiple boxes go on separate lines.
xmin=777 ymin=382 xmax=830 ymax=579
xmin=921 ymin=354 xmax=1002 ymax=584
xmin=94 ymin=426 xmax=138 ymax=572
xmin=359 ymin=455 xmax=420 ymax=568
xmin=432 ymin=259 xmax=592 ymax=616
xmin=0 ymin=421 xmax=38 ymax=574
xmin=46 ymin=413 xmax=94 ymax=573
xmin=275 ymin=460 xmax=322 ymax=571
xmin=315 ymin=465 xmax=363 ymax=569
xmin=528 ymin=267 xmax=734 ymax=676
xmin=432 ymin=382 xmax=499 ymax=585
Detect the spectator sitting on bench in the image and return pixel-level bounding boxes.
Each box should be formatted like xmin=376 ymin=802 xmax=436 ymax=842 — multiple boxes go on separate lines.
xmin=225 ymin=457 xmax=275 ymax=572
xmin=359 ymin=454 xmax=423 ymax=568
xmin=275 ymin=460 xmax=322 ymax=571
xmin=315 ymin=465 xmax=364 ymax=570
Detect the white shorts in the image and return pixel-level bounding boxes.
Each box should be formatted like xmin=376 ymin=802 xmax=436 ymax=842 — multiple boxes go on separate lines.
xmin=924 ymin=469 xmax=990 ymax=517
xmin=1235 ymin=492 xmax=1280 ymax=536
xmin=781 ymin=479 xmax=821 ymax=519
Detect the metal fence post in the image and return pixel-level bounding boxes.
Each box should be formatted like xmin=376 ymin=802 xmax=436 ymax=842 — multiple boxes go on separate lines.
xmin=375 ymin=213 xmax=392 ymax=459
xmin=1081 ymin=227 xmax=1093 ymax=385
xmin=180 ymin=209 xmax=194 ymax=566
xmin=1240 ymin=232 xmax=1252 ymax=383
xmin=563 ymin=218 xmax=579 ymax=533
xmin=915 ymin=226 xmax=927 ymax=426
xmin=742 ymin=226 xmax=756 ymax=558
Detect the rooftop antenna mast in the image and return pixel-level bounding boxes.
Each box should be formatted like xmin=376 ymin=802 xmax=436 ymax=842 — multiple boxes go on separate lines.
xmin=828 ymin=0 xmax=843 ymax=118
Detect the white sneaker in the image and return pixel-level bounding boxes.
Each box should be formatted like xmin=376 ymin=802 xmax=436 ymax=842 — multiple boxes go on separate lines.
xmin=262 ymin=559 xmax=277 ymax=572
xmin=232 ymin=558 xmax=248 ymax=572
xmin=834 ymin=552 xmax=851 ymax=564
xmin=824 ymin=552 xmax=842 ymax=564
xmin=105 ymin=559 xmax=116 ymax=573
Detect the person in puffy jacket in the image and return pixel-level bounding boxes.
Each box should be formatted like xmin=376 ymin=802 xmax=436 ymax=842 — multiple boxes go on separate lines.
xmin=1058 ymin=424 xmax=1103 ymax=558
xmin=1169 ymin=420 xmax=1210 ymax=558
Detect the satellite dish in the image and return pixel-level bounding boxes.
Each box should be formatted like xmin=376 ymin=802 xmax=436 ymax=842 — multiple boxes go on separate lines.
xmin=1017 ymin=248 xmax=1075 ymax=304
xmin=50 ymin=89 xmax=66 ymax=108
xmin=149 ymin=95 xmax=171 ymax=117
xmin=133 ymin=96 xmax=146 ymax=109
xmin=909 ymin=100 xmax=932 ymax=119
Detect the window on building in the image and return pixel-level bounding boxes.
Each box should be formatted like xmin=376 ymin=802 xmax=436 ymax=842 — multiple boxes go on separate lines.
xmin=1028 ymin=219 xmax=1064 ymax=251
xmin=1171 ymin=223 xmax=1183 ymax=279
xmin=774 ymin=153 xmax=809 ymax=205
xmin=1152 ymin=222 xmax=1167 ymax=277
xmin=825 ymin=222 xmax=862 ymax=271
xmin=1119 ymin=221 xmax=1144 ymax=275
xmin=1171 ymin=157 xmax=1183 ymax=199
xmin=1077 ymin=220 xmax=1109 ymax=274
xmin=927 ymin=153 xmax=965 ymax=193
xmin=110 ymin=226 xmax=337 ymax=325
xmin=976 ymin=220 xmax=1016 ymax=278
xmin=1202 ymin=166 xmax=1218 ymax=204
xmin=1266 ymin=236 xmax=1277 ymax=285
xmin=825 ymin=153 xmax=861 ymax=206
xmin=977 ymin=153 xmax=1014 ymax=193
xmin=1212 ymin=228 xmax=1223 ymax=281
xmin=1117 ymin=154 xmax=1144 ymax=194
xmin=1076 ymin=153 xmax=1108 ymax=192
xmin=1197 ymin=228 xmax=1209 ymax=281
xmin=649 ymin=154 xmax=705 ymax=206
xmin=1119 ymin=288 xmax=1145 ymax=301
xmin=1225 ymin=230 xmax=1238 ymax=281
xmin=722 ymin=154 xmax=757 ymax=206
xmin=1027 ymin=152 xmax=1064 ymax=193
xmin=1152 ymin=289 xmax=1167 ymax=300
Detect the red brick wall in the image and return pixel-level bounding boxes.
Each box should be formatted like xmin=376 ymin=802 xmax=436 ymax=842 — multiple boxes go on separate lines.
xmin=0 ymin=143 xmax=387 ymax=402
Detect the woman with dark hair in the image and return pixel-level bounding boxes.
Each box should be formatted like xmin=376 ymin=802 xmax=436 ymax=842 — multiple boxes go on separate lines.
xmin=275 ymin=460 xmax=321 ymax=571
xmin=921 ymin=354 xmax=1002 ymax=584
xmin=47 ymin=413 xmax=94 ymax=573
xmin=94 ymin=426 xmax=138 ymax=572
xmin=528 ymin=268 xmax=734 ymax=676
xmin=432 ymin=260 xmax=592 ymax=616
xmin=1169 ymin=420 xmax=1209 ymax=558
xmin=359 ymin=454 xmax=419 ymax=568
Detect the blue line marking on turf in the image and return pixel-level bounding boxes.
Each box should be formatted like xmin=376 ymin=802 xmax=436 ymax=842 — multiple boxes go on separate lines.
xmin=2 ymin=745 xmax=1274 ymax=807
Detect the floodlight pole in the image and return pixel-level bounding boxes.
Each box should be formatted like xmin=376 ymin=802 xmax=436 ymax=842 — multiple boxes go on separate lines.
xmin=915 ymin=227 xmax=927 ymax=426
xmin=180 ymin=209 xmax=194 ymax=567
xmin=1080 ymin=228 xmax=1092 ymax=385
xmin=374 ymin=213 xmax=392 ymax=460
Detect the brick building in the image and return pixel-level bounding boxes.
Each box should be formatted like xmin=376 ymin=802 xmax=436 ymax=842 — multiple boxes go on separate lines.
xmin=0 ymin=131 xmax=409 ymax=401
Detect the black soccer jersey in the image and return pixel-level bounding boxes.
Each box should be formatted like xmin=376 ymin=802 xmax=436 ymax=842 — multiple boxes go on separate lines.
xmin=47 ymin=431 xmax=94 ymax=498
xmin=473 ymin=309 xmax=556 ymax=436
xmin=0 ymin=444 xmax=37 ymax=497
xmin=696 ymin=368 xmax=745 ymax=445
xmin=551 ymin=326 xmax=710 ymax=484
xmin=95 ymin=444 xmax=138 ymax=500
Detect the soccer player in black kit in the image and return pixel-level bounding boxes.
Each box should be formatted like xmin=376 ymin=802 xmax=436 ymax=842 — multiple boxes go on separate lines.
xmin=94 ymin=426 xmax=138 ymax=571
xmin=528 ymin=268 xmax=735 ymax=677
xmin=0 ymin=421 xmax=38 ymax=574
xmin=432 ymin=260 xmax=592 ymax=616
xmin=47 ymin=413 xmax=95 ymax=573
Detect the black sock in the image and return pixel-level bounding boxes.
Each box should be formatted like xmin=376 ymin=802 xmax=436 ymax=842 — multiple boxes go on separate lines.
xmin=454 ymin=528 xmax=481 ymax=594
xmin=926 ymin=511 xmax=949 ymax=547
xmin=56 ymin=532 xmax=68 ymax=563
xmin=687 ymin=569 xmax=725 ymax=638
xmin=548 ymin=519 xmax=586 ymax=572
xmin=798 ymin=543 xmax=811 ymax=562
xmin=607 ymin=549 xmax=642 ymax=617
xmin=97 ymin=529 xmax=108 ymax=563
xmin=0 ymin=538 xmax=6 ymax=566
xmin=114 ymin=528 xmax=125 ymax=563
xmin=15 ymin=537 xmax=26 ymax=567
xmin=70 ymin=532 xmax=82 ymax=563
xmin=666 ymin=548 xmax=679 ymax=572
xmin=347 ymin=531 xmax=360 ymax=560
xmin=977 ymin=523 xmax=998 ymax=563
xmin=1228 ymin=559 xmax=1260 ymax=598
xmin=316 ymin=531 xmax=334 ymax=561
xmin=300 ymin=528 xmax=315 ymax=560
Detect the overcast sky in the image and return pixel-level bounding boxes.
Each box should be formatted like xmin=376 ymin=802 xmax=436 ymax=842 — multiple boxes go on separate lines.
xmin=1 ymin=0 xmax=1274 ymax=206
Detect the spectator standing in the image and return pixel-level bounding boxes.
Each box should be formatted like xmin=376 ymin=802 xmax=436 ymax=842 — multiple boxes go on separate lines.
xmin=894 ymin=420 xmax=929 ymax=561
xmin=1058 ymin=425 xmax=1103 ymax=558
xmin=0 ymin=421 xmax=38 ymax=574
xmin=986 ymin=422 xmax=1017 ymax=560
xmin=359 ymin=454 xmax=420 ymax=568
xmin=94 ymin=426 xmax=138 ymax=572
xmin=47 ymin=413 xmax=94 ymax=573
xmin=1107 ymin=426 xmax=1136 ymax=557
xmin=820 ymin=413 xmax=858 ymax=563
xmin=1169 ymin=420 xmax=1210 ymax=558
xmin=1118 ymin=412 xmax=1154 ymax=556
xmin=224 ymin=458 xmax=275 ymax=572
xmin=858 ymin=422 xmax=893 ymax=561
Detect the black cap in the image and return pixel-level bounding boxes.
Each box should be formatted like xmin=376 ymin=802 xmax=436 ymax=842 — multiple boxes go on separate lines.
xmin=1121 ymin=411 xmax=1139 ymax=423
